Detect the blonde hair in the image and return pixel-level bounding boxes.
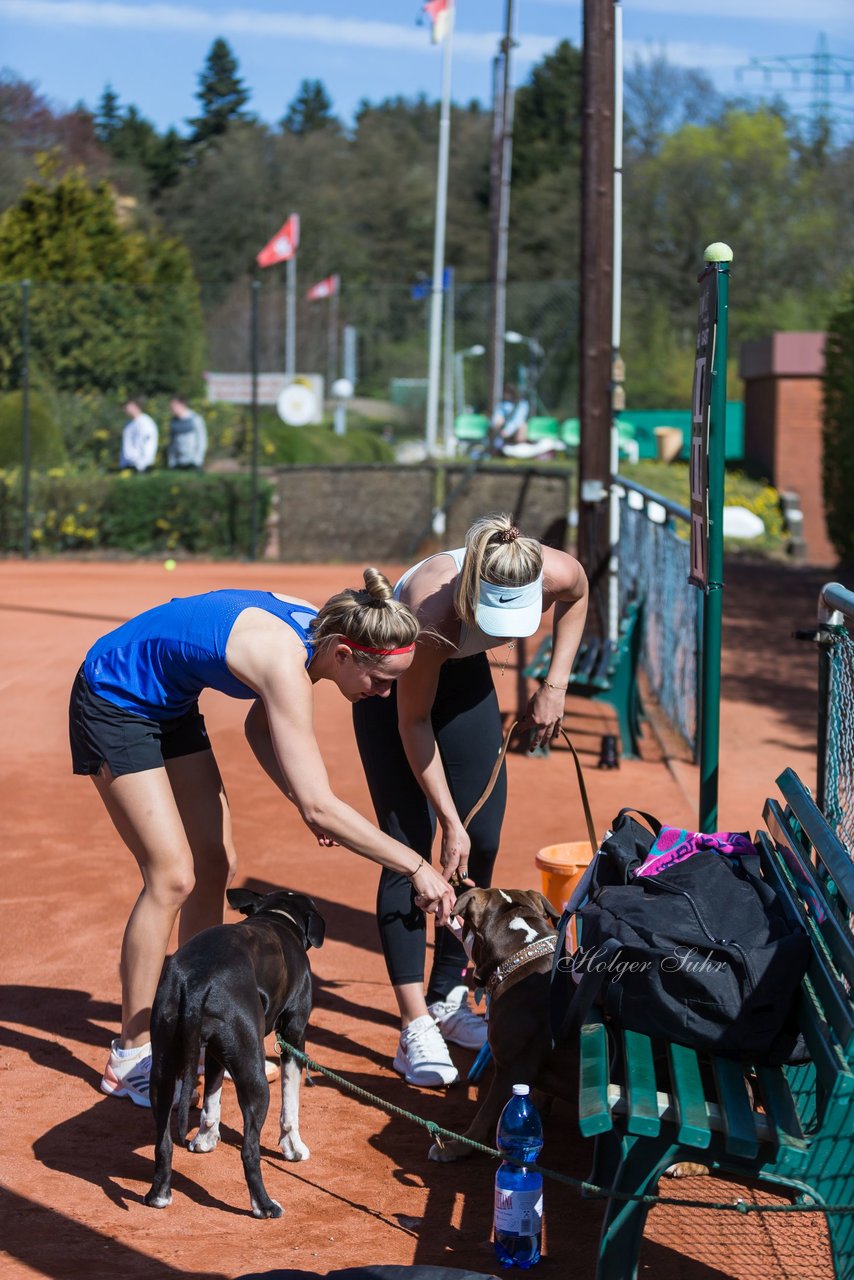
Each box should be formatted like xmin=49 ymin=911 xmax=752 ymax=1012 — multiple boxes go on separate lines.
xmin=312 ymin=568 xmax=420 ymax=662
xmin=454 ymin=513 xmax=543 ymax=629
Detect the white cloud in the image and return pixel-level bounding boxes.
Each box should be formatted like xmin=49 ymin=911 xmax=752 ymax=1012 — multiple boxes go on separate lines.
xmin=0 ymin=1 xmax=559 ymax=63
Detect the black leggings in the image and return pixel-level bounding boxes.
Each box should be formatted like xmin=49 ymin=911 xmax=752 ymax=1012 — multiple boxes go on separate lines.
xmin=353 ymin=653 xmax=506 ymax=1003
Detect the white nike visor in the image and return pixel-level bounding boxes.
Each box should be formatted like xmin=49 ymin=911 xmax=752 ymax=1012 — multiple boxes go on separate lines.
xmin=475 ymin=570 xmax=544 ymax=638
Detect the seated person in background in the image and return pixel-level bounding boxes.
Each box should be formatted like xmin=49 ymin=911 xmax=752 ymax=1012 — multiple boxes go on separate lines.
xmin=491 ymin=384 xmax=530 ymax=448
xmin=119 ymin=399 xmax=158 ymax=472
xmin=167 ymin=396 xmax=208 ymax=471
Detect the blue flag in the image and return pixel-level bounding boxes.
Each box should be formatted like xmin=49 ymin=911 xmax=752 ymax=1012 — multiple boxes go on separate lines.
xmin=411 ymin=267 xmax=452 ymax=300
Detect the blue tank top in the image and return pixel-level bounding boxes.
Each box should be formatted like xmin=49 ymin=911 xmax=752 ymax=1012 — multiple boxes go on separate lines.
xmin=83 ymin=590 xmax=318 ymax=720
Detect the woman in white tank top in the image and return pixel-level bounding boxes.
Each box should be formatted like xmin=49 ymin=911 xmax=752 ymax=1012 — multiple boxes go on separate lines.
xmin=353 ymin=512 xmax=588 ymax=1087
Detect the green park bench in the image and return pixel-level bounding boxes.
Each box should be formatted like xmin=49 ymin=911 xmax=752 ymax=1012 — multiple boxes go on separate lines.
xmin=523 ymin=597 xmax=644 ymax=759
xmin=575 ymin=768 xmax=854 ymax=1280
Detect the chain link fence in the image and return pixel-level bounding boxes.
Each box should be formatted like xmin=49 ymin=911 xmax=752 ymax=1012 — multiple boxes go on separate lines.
xmin=818 ymin=583 xmax=854 ymax=854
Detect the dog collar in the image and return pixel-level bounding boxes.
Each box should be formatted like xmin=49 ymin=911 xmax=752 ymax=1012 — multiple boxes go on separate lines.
xmin=485 ymin=933 xmax=557 ymax=1000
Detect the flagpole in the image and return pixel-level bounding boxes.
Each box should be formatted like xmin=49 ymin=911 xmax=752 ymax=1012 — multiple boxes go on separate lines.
xmin=443 ymin=265 xmax=455 ymax=455
xmin=286 ymin=253 xmax=297 ymax=377
xmin=329 ymin=283 xmax=340 ymax=391
xmin=425 ymin=1 xmax=454 ymax=458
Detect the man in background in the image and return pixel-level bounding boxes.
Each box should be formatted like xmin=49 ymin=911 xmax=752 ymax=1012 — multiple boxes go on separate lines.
xmin=119 ymin=399 xmax=159 ymax=472
xmin=167 ymin=396 xmax=207 ymax=471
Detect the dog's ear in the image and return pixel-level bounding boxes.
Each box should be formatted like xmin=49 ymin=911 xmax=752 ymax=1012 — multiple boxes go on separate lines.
xmin=534 ymin=891 xmax=562 ymax=925
xmin=452 ymin=887 xmax=490 ymax=928
xmin=305 ymin=909 xmax=326 ymax=950
xmin=227 ymin=887 xmax=264 ymax=916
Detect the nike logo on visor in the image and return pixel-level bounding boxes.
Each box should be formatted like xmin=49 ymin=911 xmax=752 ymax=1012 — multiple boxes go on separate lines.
xmin=498 ymin=594 xmax=518 ymax=603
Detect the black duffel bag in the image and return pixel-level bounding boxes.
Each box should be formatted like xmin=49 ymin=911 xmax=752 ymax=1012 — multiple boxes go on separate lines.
xmin=552 ymin=808 xmax=811 ymax=1065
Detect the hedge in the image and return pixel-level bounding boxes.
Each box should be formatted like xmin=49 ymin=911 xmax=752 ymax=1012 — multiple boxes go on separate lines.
xmin=823 ymin=276 xmax=854 ymax=564
xmin=0 ymin=469 xmax=272 ymax=556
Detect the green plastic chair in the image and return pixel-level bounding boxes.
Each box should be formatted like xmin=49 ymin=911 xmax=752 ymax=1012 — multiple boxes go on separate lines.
xmin=560 ymin=418 xmax=580 ymax=448
xmin=526 ymin=416 xmax=560 ymax=441
xmin=454 ymin=413 xmax=490 ymax=442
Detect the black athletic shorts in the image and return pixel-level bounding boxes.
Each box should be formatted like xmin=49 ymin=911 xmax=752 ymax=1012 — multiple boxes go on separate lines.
xmin=69 ymin=666 xmax=212 ymax=778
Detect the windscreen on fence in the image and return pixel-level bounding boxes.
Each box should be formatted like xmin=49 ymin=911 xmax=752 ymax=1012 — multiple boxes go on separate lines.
xmin=820 ymin=584 xmax=854 ymax=854
xmin=616 ymin=482 xmax=699 ymax=759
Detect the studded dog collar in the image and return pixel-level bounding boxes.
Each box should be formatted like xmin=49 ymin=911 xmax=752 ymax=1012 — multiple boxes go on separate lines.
xmin=484 ymin=933 xmax=558 ymax=1001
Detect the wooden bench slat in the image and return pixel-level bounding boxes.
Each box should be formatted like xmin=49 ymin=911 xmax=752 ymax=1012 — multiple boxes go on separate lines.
xmin=667 ymin=1043 xmax=712 ymax=1147
xmin=623 ymin=1030 xmax=661 ymax=1137
xmin=777 ymin=768 xmax=854 ymax=916
xmin=579 ymin=1017 xmax=612 ymax=1137
xmin=797 ymin=977 xmax=854 ymax=1097
xmin=758 ymin=832 xmax=854 ymax=1055
xmin=756 ymin=1066 xmax=809 ymax=1160
xmin=761 ymin=807 xmax=854 ymax=990
xmin=712 ymin=1057 xmax=759 ymax=1159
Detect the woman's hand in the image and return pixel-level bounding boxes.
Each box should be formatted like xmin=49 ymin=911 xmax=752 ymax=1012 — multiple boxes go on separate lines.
xmin=439 ymin=820 xmax=473 ymax=887
xmin=411 ymin=861 xmax=457 ymax=925
xmin=524 ymin=683 xmax=566 ymax=751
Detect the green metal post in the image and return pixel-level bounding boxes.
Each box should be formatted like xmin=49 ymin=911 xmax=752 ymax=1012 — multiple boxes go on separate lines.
xmin=699 ymin=243 xmax=732 ymax=831
xmin=21 ymin=279 xmax=31 ymax=559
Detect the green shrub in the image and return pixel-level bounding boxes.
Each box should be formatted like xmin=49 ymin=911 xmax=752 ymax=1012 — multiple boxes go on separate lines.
xmin=0 ymin=390 xmax=67 ymax=468
xmin=823 ymin=276 xmax=854 ymax=564
xmin=0 ymin=469 xmax=271 ymax=556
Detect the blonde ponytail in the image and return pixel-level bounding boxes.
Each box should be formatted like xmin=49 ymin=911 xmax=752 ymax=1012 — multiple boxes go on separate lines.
xmin=454 ymin=513 xmax=543 ymax=629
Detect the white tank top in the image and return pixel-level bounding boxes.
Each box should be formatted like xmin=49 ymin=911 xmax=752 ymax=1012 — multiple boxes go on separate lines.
xmin=394 ymin=548 xmax=502 ymax=659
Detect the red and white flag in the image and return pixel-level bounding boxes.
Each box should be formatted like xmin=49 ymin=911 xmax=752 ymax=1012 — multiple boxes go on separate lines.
xmin=423 ymin=0 xmax=452 ymax=43
xmin=256 ymin=213 xmax=300 ymax=268
xmin=306 ymin=273 xmax=340 ymax=301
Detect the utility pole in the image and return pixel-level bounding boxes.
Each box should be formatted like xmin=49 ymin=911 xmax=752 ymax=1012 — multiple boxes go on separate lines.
xmin=487 ymin=0 xmax=516 ymax=416
xmin=577 ymin=0 xmax=615 ymax=627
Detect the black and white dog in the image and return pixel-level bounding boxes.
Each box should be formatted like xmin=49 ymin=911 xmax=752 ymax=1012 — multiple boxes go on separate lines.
xmin=145 ymin=887 xmax=325 ymax=1218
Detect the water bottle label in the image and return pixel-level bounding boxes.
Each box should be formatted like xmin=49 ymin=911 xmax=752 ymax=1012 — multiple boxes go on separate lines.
xmin=494 ymin=1185 xmax=543 ymax=1235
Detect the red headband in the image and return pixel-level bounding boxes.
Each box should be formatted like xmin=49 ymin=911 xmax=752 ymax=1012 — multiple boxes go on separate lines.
xmin=345 ymin=639 xmax=416 ymax=656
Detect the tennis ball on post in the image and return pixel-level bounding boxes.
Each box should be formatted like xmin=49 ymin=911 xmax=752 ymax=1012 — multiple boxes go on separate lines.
xmin=164 ymin=558 xmax=177 ymax=571
xmin=703 ymin=241 xmax=733 ymax=263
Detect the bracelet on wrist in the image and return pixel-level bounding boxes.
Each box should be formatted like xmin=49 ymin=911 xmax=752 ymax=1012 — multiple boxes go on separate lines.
xmin=542 ymin=678 xmax=568 ymax=692
xmin=406 ymin=856 xmax=425 ymax=879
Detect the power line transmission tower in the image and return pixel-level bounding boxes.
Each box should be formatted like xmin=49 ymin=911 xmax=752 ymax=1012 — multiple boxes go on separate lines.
xmin=737 ymin=32 xmax=854 ymax=141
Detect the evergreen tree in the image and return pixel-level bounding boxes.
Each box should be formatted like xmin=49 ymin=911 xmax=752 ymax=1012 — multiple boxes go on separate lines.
xmin=822 ymin=275 xmax=854 ymax=564
xmin=0 ymin=161 xmax=205 ymax=394
xmin=282 ymin=80 xmax=337 ymax=135
xmin=95 ymin=85 xmax=122 ymax=145
xmin=188 ymin=38 xmax=251 ymax=147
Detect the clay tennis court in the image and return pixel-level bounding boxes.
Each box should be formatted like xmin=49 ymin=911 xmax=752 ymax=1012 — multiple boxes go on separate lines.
xmin=0 ymin=555 xmax=836 ymax=1279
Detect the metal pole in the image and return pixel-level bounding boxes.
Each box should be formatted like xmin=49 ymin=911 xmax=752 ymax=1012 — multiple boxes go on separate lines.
xmin=328 ymin=286 xmax=339 ymax=392
xmin=578 ymin=0 xmax=615 ymax=629
xmin=489 ymin=0 xmax=516 ymax=416
xmin=285 ymin=253 xmax=296 ymax=377
xmin=698 ymin=245 xmax=731 ymax=832
xmin=607 ymin=0 xmax=623 ymax=643
xmin=21 ymin=279 xmax=31 ymax=559
xmin=443 ymin=266 xmax=455 ymax=455
xmin=425 ymin=3 xmax=455 ymax=457
xmin=249 ymin=278 xmax=261 ymax=561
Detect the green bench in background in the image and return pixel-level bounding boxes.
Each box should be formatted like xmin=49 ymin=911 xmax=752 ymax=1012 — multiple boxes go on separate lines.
xmin=576 ymin=769 xmax=854 ymax=1280
xmin=523 ymin=597 xmax=644 ymax=759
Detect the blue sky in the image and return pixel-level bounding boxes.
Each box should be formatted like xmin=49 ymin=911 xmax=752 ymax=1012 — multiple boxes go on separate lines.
xmin=2 ymin=0 xmax=852 ymax=134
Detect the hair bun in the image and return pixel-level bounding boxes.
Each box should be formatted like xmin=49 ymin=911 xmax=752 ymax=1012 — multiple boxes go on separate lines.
xmin=498 ymin=525 xmax=520 ymax=544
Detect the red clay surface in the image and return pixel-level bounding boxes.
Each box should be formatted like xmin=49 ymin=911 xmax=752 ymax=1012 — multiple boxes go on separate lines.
xmin=0 ymin=555 xmax=838 ymax=1280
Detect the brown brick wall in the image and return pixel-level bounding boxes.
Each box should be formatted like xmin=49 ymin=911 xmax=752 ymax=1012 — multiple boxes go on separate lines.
xmin=270 ymin=463 xmax=574 ymax=563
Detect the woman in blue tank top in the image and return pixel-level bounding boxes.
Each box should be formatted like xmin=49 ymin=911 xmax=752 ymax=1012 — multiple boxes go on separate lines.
xmin=353 ymin=514 xmax=588 ymax=1088
xmin=69 ymin=569 xmax=456 ymax=1108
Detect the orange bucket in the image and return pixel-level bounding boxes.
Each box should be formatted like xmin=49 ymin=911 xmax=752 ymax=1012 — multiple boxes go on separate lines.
xmin=535 ymin=841 xmax=595 ymax=911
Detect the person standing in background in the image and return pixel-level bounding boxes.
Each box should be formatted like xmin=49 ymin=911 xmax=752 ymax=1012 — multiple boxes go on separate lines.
xmin=167 ymin=396 xmax=208 ymax=471
xmin=119 ymin=399 xmax=159 ymax=472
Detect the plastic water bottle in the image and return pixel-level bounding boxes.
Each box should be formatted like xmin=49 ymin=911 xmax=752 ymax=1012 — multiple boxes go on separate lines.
xmin=493 ymin=1083 xmax=543 ymax=1268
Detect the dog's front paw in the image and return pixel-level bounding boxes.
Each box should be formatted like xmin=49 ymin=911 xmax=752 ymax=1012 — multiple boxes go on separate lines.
xmin=189 ymin=1125 xmax=220 ymax=1153
xmin=251 ymin=1197 xmax=284 ymax=1219
xmin=144 ymin=1189 xmax=172 ymax=1209
xmin=428 ymin=1138 xmax=471 ymax=1163
xmin=664 ymin=1162 xmax=709 ymax=1178
xmin=279 ymin=1133 xmax=309 ymax=1161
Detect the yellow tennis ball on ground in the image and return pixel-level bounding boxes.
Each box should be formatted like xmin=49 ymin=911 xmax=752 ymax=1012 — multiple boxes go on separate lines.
xmin=164 ymin=558 xmax=177 ymax=571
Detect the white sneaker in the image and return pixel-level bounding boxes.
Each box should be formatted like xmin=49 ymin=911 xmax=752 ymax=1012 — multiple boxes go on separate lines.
xmin=393 ymin=1015 xmax=459 ymax=1087
xmin=428 ymin=985 xmax=488 ymax=1050
xmin=100 ymin=1039 xmax=152 ymax=1107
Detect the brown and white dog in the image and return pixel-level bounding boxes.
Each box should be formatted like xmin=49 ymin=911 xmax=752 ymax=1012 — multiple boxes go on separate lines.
xmin=429 ymin=887 xmax=561 ymax=1163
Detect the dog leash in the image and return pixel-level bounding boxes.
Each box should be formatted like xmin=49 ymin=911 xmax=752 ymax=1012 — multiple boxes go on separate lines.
xmin=462 ymin=719 xmax=598 ymax=852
